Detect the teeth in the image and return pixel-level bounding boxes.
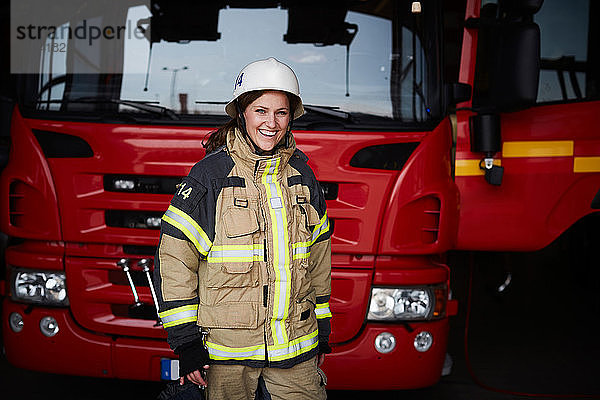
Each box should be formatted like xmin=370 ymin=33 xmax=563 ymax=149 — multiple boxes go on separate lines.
xmin=259 ymin=129 xmax=277 ymax=137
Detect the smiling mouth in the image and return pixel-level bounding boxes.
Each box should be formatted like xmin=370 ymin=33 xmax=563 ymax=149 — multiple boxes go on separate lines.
xmin=258 ymin=129 xmax=278 ymax=137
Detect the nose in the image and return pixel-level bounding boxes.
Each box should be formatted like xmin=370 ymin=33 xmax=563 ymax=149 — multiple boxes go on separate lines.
xmin=265 ymin=112 xmax=277 ymax=128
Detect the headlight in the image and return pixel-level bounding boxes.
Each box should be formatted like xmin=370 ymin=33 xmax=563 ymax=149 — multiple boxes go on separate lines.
xmin=367 ymin=285 xmax=446 ymax=321
xmin=11 ymin=268 xmax=69 ymax=306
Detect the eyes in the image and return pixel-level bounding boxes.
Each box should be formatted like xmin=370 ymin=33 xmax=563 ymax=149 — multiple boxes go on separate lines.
xmin=254 ymin=107 xmax=289 ymax=117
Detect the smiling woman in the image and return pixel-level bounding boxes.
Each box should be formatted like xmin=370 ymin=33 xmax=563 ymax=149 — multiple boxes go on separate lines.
xmin=153 ymin=57 xmax=332 ymax=400
xmin=243 ymin=91 xmax=290 ymax=152
xmin=204 ymin=57 xmax=304 ymax=155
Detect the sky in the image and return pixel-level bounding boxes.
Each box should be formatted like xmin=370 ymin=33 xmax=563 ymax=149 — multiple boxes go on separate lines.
xmin=119 ymin=5 xmax=396 ymax=116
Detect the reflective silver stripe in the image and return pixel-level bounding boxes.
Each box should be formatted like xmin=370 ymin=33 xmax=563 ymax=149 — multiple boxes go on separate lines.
xmin=163 ymin=206 xmax=212 ymax=256
xmin=310 ymin=213 xmax=330 ymax=245
xmin=263 ymin=158 xmax=291 ymax=345
xmin=315 ymin=306 xmax=331 ymax=316
xmin=292 ymin=243 xmax=310 ymax=259
xmin=208 ymin=246 xmax=264 ymax=263
xmin=315 ymin=303 xmax=332 ymax=319
xmin=158 ymin=304 xmax=198 ymax=328
xmin=270 ymin=161 xmax=289 ymax=344
xmin=206 ymin=342 xmax=265 ymax=360
xmin=268 ymin=331 xmax=319 ymax=361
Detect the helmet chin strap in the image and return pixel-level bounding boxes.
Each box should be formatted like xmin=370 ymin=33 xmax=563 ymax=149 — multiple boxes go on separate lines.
xmin=235 ymin=100 xmax=293 ymax=156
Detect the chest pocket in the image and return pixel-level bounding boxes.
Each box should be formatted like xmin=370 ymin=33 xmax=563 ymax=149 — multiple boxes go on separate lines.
xmin=207 ymin=205 xmax=261 ymax=288
xmin=292 ymin=194 xmax=321 ymax=248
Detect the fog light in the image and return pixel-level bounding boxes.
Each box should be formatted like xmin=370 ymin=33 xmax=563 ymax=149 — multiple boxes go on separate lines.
xmin=9 ymin=312 xmax=24 ymax=333
xmin=146 ymin=216 xmax=162 ymax=228
xmin=414 ymin=331 xmax=433 ymax=352
xmin=114 ymin=179 xmax=135 ymax=190
xmin=40 ymin=316 xmax=59 ymax=337
xmin=374 ymin=332 xmax=396 ymax=354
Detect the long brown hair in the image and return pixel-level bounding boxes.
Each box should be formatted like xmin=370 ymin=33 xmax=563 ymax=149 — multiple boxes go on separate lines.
xmin=204 ymin=90 xmax=299 ymax=154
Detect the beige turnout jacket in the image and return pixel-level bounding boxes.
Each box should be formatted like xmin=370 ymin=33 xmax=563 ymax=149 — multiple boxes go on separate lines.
xmin=154 ymin=128 xmax=332 ymax=368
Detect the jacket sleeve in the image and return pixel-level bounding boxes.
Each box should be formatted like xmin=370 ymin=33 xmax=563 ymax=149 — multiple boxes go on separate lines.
xmin=153 ymin=173 xmax=214 ymax=350
xmin=307 ymin=180 xmax=333 ymax=351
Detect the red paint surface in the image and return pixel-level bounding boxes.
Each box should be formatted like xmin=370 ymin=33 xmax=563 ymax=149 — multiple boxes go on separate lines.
xmin=0 ymin=105 xmax=457 ymax=388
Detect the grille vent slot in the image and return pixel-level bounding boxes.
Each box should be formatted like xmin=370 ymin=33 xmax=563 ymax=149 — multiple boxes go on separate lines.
xmin=422 ymin=197 xmax=441 ymax=244
xmin=350 ymin=142 xmax=419 ymax=171
xmin=105 ymin=210 xmax=164 ymax=230
xmin=9 ymin=181 xmax=25 ymax=227
xmin=104 ymin=174 xmax=182 ymax=194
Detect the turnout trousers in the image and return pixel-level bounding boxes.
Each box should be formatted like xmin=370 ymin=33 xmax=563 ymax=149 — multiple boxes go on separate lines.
xmin=206 ymin=356 xmax=327 ymax=400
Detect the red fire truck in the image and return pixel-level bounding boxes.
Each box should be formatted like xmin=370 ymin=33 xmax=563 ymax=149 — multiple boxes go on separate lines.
xmin=1 ymin=0 xmax=598 ymax=390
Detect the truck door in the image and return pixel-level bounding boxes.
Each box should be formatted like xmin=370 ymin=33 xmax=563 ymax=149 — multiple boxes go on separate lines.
xmin=455 ymin=0 xmax=600 ymax=251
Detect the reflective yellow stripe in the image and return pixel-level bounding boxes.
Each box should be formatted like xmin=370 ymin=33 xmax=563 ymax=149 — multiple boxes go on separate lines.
xmin=158 ymin=304 xmax=198 ymax=328
xmin=207 ymin=244 xmax=264 ymax=263
xmin=292 ymin=241 xmax=311 ymax=260
xmin=210 ymin=245 xmax=262 ymax=250
xmin=292 ymin=252 xmax=311 ymax=260
xmin=455 ymin=159 xmax=502 ymax=176
xmin=574 ymin=157 xmax=600 ymax=173
xmin=158 ymin=304 xmax=198 ymax=318
xmin=502 ymin=141 xmax=574 ymax=157
xmin=310 ymin=212 xmax=330 ymax=245
xmin=275 ymin=161 xmax=292 ymax=344
xmin=162 ymin=316 xmax=197 ymax=328
xmin=205 ymin=331 xmax=319 ymax=362
xmin=162 ymin=205 xmax=212 ymax=256
xmin=268 ymin=330 xmax=319 ymax=361
xmin=206 ymin=341 xmax=265 ymax=361
xmin=262 ymin=158 xmax=291 ymax=345
xmin=315 ymin=302 xmax=332 ymax=319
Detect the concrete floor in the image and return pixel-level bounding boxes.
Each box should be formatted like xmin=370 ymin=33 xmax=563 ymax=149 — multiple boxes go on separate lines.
xmin=2 ymin=215 xmax=600 ymax=399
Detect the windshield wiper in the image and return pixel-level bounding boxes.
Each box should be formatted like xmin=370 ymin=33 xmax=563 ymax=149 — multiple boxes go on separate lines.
xmin=79 ymin=97 xmax=180 ymax=120
xmin=302 ymin=104 xmax=353 ymax=123
xmin=35 ymin=97 xmax=180 ymax=120
xmin=193 ymin=102 xmax=355 ymax=125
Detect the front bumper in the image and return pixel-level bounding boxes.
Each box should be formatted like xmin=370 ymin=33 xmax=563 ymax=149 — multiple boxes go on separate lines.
xmin=323 ymin=319 xmax=450 ymax=390
xmin=3 ymin=298 xmax=450 ymax=389
xmin=2 ymin=299 xmax=173 ymax=380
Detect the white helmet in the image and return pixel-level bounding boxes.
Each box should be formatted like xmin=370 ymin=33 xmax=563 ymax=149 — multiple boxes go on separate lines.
xmin=225 ymin=57 xmax=304 ymax=120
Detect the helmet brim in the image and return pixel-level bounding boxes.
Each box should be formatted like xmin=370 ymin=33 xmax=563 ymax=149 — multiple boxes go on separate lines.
xmin=225 ymin=93 xmax=304 ymax=120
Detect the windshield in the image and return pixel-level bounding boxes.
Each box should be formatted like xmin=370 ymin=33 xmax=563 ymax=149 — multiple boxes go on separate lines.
xmin=16 ymin=0 xmax=443 ymax=129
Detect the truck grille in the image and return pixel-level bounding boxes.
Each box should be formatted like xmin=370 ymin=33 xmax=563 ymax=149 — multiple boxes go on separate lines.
xmin=66 ymin=254 xmax=165 ymax=338
xmin=104 ymin=174 xmax=181 ymax=194
xmin=105 ymin=210 xmax=164 ymax=230
xmin=8 ymin=181 xmax=25 ymax=227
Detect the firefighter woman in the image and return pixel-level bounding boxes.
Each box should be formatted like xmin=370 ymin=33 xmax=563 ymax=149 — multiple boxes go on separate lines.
xmin=154 ymin=57 xmax=332 ymax=400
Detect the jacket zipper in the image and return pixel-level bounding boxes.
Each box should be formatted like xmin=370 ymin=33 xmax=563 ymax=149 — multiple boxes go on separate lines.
xmin=253 ymin=160 xmax=260 ymax=177
xmin=263 ymin=284 xmax=268 ymax=307
xmin=254 ymin=160 xmax=270 ymax=366
xmin=263 ymin=238 xmax=268 ymax=262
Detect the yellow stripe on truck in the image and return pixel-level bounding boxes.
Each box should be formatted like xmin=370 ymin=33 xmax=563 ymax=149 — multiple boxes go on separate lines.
xmin=455 ymin=159 xmax=501 ymax=176
xmin=574 ymin=157 xmax=600 ymax=173
xmin=502 ymin=141 xmax=573 ymax=158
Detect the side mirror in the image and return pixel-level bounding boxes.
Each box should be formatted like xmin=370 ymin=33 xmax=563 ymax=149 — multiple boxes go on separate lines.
xmin=446 ymin=82 xmax=472 ymax=106
xmin=470 ymin=1 xmax=542 ymax=113
xmin=488 ymin=23 xmax=540 ymax=112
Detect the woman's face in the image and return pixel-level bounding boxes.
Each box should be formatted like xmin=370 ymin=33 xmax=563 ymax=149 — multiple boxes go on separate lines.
xmin=243 ymin=91 xmax=291 ymax=152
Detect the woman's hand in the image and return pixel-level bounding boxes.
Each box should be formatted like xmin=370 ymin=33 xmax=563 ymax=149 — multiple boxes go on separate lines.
xmin=180 ymin=365 xmax=210 ymax=387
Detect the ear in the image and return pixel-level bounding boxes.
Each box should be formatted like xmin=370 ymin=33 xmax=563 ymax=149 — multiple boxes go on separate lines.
xmin=235 ymin=100 xmax=248 ymax=136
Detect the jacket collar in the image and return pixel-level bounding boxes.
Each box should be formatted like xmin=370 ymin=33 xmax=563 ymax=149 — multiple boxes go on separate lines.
xmin=227 ymin=127 xmax=296 ymax=179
